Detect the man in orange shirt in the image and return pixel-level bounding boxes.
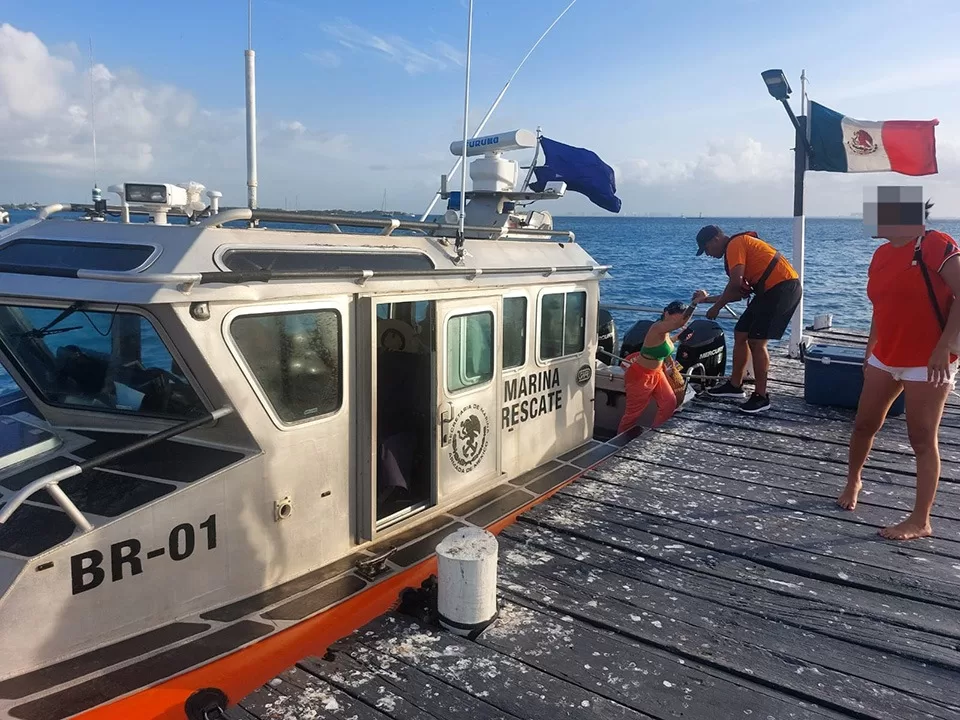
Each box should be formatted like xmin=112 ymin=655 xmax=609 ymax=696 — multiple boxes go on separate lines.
xmin=692 ymin=225 xmax=802 ymax=413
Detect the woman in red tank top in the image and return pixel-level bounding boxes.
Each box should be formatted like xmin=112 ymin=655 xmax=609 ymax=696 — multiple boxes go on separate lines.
xmin=841 ymin=200 xmax=960 ymax=540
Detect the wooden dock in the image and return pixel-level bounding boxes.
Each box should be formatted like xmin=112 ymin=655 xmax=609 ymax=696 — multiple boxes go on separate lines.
xmin=228 ymin=329 xmax=960 ymax=720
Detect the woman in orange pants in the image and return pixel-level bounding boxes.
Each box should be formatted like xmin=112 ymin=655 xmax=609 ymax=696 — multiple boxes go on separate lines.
xmin=618 ymin=301 xmax=696 ymax=434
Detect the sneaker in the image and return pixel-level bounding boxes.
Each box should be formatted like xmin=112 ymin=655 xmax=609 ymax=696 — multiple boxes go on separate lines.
xmin=740 ymin=393 xmax=771 ymax=414
xmin=705 ymin=381 xmax=746 ymax=398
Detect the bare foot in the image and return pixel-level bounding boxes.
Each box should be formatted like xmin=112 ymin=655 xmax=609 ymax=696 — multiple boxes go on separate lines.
xmin=837 ymin=480 xmax=862 ymax=511
xmin=879 ymin=518 xmax=933 ymax=541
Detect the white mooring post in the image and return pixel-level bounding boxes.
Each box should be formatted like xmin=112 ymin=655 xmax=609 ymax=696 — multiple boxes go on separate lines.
xmin=437 ymin=528 xmax=499 ymax=636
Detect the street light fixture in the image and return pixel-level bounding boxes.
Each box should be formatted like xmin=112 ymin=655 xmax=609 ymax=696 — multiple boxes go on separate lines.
xmin=761 ymin=69 xmax=791 ymax=101
xmin=760 ymin=69 xmax=810 ymax=155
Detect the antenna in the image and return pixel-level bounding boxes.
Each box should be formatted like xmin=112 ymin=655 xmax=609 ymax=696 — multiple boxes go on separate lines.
xmin=420 ymin=0 xmax=578 ymax=222
xmin=456 ymin=0 xmax=475 ymax=252
xmin=244 ymin=0 xmax=258 ymax=210
xmin=88 ymin=39 xmax=98 ymax=189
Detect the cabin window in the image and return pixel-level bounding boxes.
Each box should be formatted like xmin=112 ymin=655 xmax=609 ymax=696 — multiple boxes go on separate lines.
xmin=222 ymin=249 xmax=434 ymax=273
xmin=502 ymin=297 xmax=527 ymax=370
xmin=0 ymin=304 xmax=205 ymax=418
xmin=539 ymin=290 xmax=587 ymax=360
xmin=231 ymin=309 xmax=342 ymax=423
xmin=0 ymin=239 xmax=156 ymax=272
xmin=447 ymin=311 xmax=493 ymax=393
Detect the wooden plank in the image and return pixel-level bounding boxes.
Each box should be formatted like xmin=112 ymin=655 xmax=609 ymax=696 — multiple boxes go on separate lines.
xmin=676 ymin=409 xmax=960 ymax=472
xmin=617 ymin=436 xmax=960 ymax=520
xmin=302 ymin=643 xmax=520 ymax=720
xmin=500 ymin=523 xmax=960 ymax=687
xmin=654 ymin=416 xmax=960 ymax=481
xmin=571 ymin=472 xmax=960 ymax=582
xmin=757 ymin=377 xmax=960 ymax=417
xmin=550 ymin=482 xmax=960 ymax=610
xmin=623 ymin=431 xmax=960 ymax=500
xmin=680 ymin=402 xmax=960 ymax=463
xmin=592 ymin=453 xmax=960 ymax=538
xmin=689 ymin=393 xmax=960 ymax=439
xmin=513 ymin=498 xmax=960 ymax=638
xmin=494 ymin=541 xmax=952 ymax=720
xmin=222 ymin=705 xmax=260 ymax=720
xmin=239 ymin=672 xmax=391 ymax=720
xmin=686 ymin=395 xmax=960 ymax=452
xmin=479 ymin=598 xmax=848 ymax=720
xmin=280 ymin=662 xmax=439 ymax=720
xmin=353 ymin=613 xmax=654 ymax=720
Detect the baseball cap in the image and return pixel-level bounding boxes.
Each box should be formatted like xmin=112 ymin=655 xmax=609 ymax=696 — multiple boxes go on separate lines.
xmin=695 ymin=225 xmax=721 ymax=256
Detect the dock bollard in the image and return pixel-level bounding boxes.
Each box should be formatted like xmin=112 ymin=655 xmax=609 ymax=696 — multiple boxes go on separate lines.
xmin=436 ymin=527 xmax=499 ymax=637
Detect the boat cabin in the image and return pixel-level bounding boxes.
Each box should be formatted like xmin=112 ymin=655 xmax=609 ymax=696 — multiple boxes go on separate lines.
xmin=0 ymin=131 xmax=613 ymax=719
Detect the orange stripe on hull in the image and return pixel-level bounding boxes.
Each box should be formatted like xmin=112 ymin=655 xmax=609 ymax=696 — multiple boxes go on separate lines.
xmin=72 ymin=465 xmax=587 ymax=720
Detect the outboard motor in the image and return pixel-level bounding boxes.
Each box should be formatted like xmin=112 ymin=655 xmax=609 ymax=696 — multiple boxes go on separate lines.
xmin=676 ymin=319 xmax=726 ymax=383
xmin=619 ymin=319 xmax=655 ymax=359
xmin=597 ymin=307 xmax=617 ymax=364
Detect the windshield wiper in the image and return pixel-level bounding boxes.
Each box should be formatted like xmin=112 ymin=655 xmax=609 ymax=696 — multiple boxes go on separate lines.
xmin=18 ymin=301 xmax=86 ymax=339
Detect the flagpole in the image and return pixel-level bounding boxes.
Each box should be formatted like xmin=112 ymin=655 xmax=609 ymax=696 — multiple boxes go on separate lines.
xmin=789 ymin=69 xmax=808 ymax=358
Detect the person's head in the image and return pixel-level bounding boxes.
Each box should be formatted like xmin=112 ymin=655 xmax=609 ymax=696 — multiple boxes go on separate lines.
xmin=864 ymin=186 xmax=929 ymax=241
xmin=662 ymin=300 xmax=692 ymax=330
xmin=695 ymin=225 xmax=728 ymax=258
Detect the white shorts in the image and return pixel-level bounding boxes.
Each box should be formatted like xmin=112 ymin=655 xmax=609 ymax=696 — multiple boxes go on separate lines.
xmin=867 ymin=354 xmax=958 ymax=387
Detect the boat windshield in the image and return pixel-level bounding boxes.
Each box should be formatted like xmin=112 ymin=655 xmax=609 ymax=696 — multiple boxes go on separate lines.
xmin=0 ymin=304 xmax=206 ymax=419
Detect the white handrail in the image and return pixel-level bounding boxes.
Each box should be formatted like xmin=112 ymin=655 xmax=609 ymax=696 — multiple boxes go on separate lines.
xmin=0 ymin=464 xmax=90 ymax=530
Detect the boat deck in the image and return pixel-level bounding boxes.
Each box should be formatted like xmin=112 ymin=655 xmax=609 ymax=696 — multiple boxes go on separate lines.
xmin=228 ymin=328 xmax=960 ymax=720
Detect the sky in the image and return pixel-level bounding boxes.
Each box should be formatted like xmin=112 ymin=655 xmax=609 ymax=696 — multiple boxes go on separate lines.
xmin=1 ymin=0 xmax=959 ymax=217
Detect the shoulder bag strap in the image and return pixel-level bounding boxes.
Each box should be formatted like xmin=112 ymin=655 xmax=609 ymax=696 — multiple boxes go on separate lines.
xmin=914 ymin=234 xmax=947 ymax=329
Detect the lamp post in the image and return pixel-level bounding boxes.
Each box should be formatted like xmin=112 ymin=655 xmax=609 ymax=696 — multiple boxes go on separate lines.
xmin=761 ymin=69 xmax=809 ymax=358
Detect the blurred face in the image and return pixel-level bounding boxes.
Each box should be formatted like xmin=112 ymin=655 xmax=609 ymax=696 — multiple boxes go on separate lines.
xmin=864 ymin=186 xmax=925 ymax=241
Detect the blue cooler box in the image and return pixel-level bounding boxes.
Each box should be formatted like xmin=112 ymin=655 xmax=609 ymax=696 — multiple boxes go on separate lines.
xmin=803 ymin=344 xmax=905 ymax=416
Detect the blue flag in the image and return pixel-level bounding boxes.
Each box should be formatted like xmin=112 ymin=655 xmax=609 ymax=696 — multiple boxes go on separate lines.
xmin=530 ymin=137 xmax=622 ymax=213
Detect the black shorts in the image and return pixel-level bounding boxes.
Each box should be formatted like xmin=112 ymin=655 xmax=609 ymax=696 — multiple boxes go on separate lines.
xmin=735 ymin=278 xmax=802 ymax=340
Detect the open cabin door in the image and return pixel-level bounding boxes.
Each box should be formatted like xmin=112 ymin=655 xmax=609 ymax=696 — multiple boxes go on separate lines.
xmin=436 ymin=297 xmax=501 ymax=502
xmin=358 ymin=296 xmax=438 ymax=540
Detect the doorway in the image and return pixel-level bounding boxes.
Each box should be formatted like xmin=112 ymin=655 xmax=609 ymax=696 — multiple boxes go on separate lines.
xmin=374 ymin=300 xmax=435 ymax=527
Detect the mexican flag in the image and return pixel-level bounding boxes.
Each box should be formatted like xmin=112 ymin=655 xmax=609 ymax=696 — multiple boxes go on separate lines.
xmin=808 ymin=101 xmax=938 ymax=176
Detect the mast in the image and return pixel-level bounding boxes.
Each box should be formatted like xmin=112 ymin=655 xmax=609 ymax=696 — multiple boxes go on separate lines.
xmin=244 ymin=0 xmax=258 ymax=210
xmin=88 ymin=39 xmax=99 ymax=191
xmin=457 ymin=0 xmax=475 ymax=247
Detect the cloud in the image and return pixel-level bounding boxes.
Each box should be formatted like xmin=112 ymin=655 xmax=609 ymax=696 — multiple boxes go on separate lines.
xmin=0 ymin=24 xmax=73 ymax=119
xmin=616 ymin=138 xmax=790 ymax=187
xmin=302 ymin=50 xmax=341 ymax=69
xmin=0 ymin=23 xmax=350 ymax=200
xmin=322 ymin=18 xmax=463 ymax=75
xmin=262 ymin=119 xmax=350 ymax=159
